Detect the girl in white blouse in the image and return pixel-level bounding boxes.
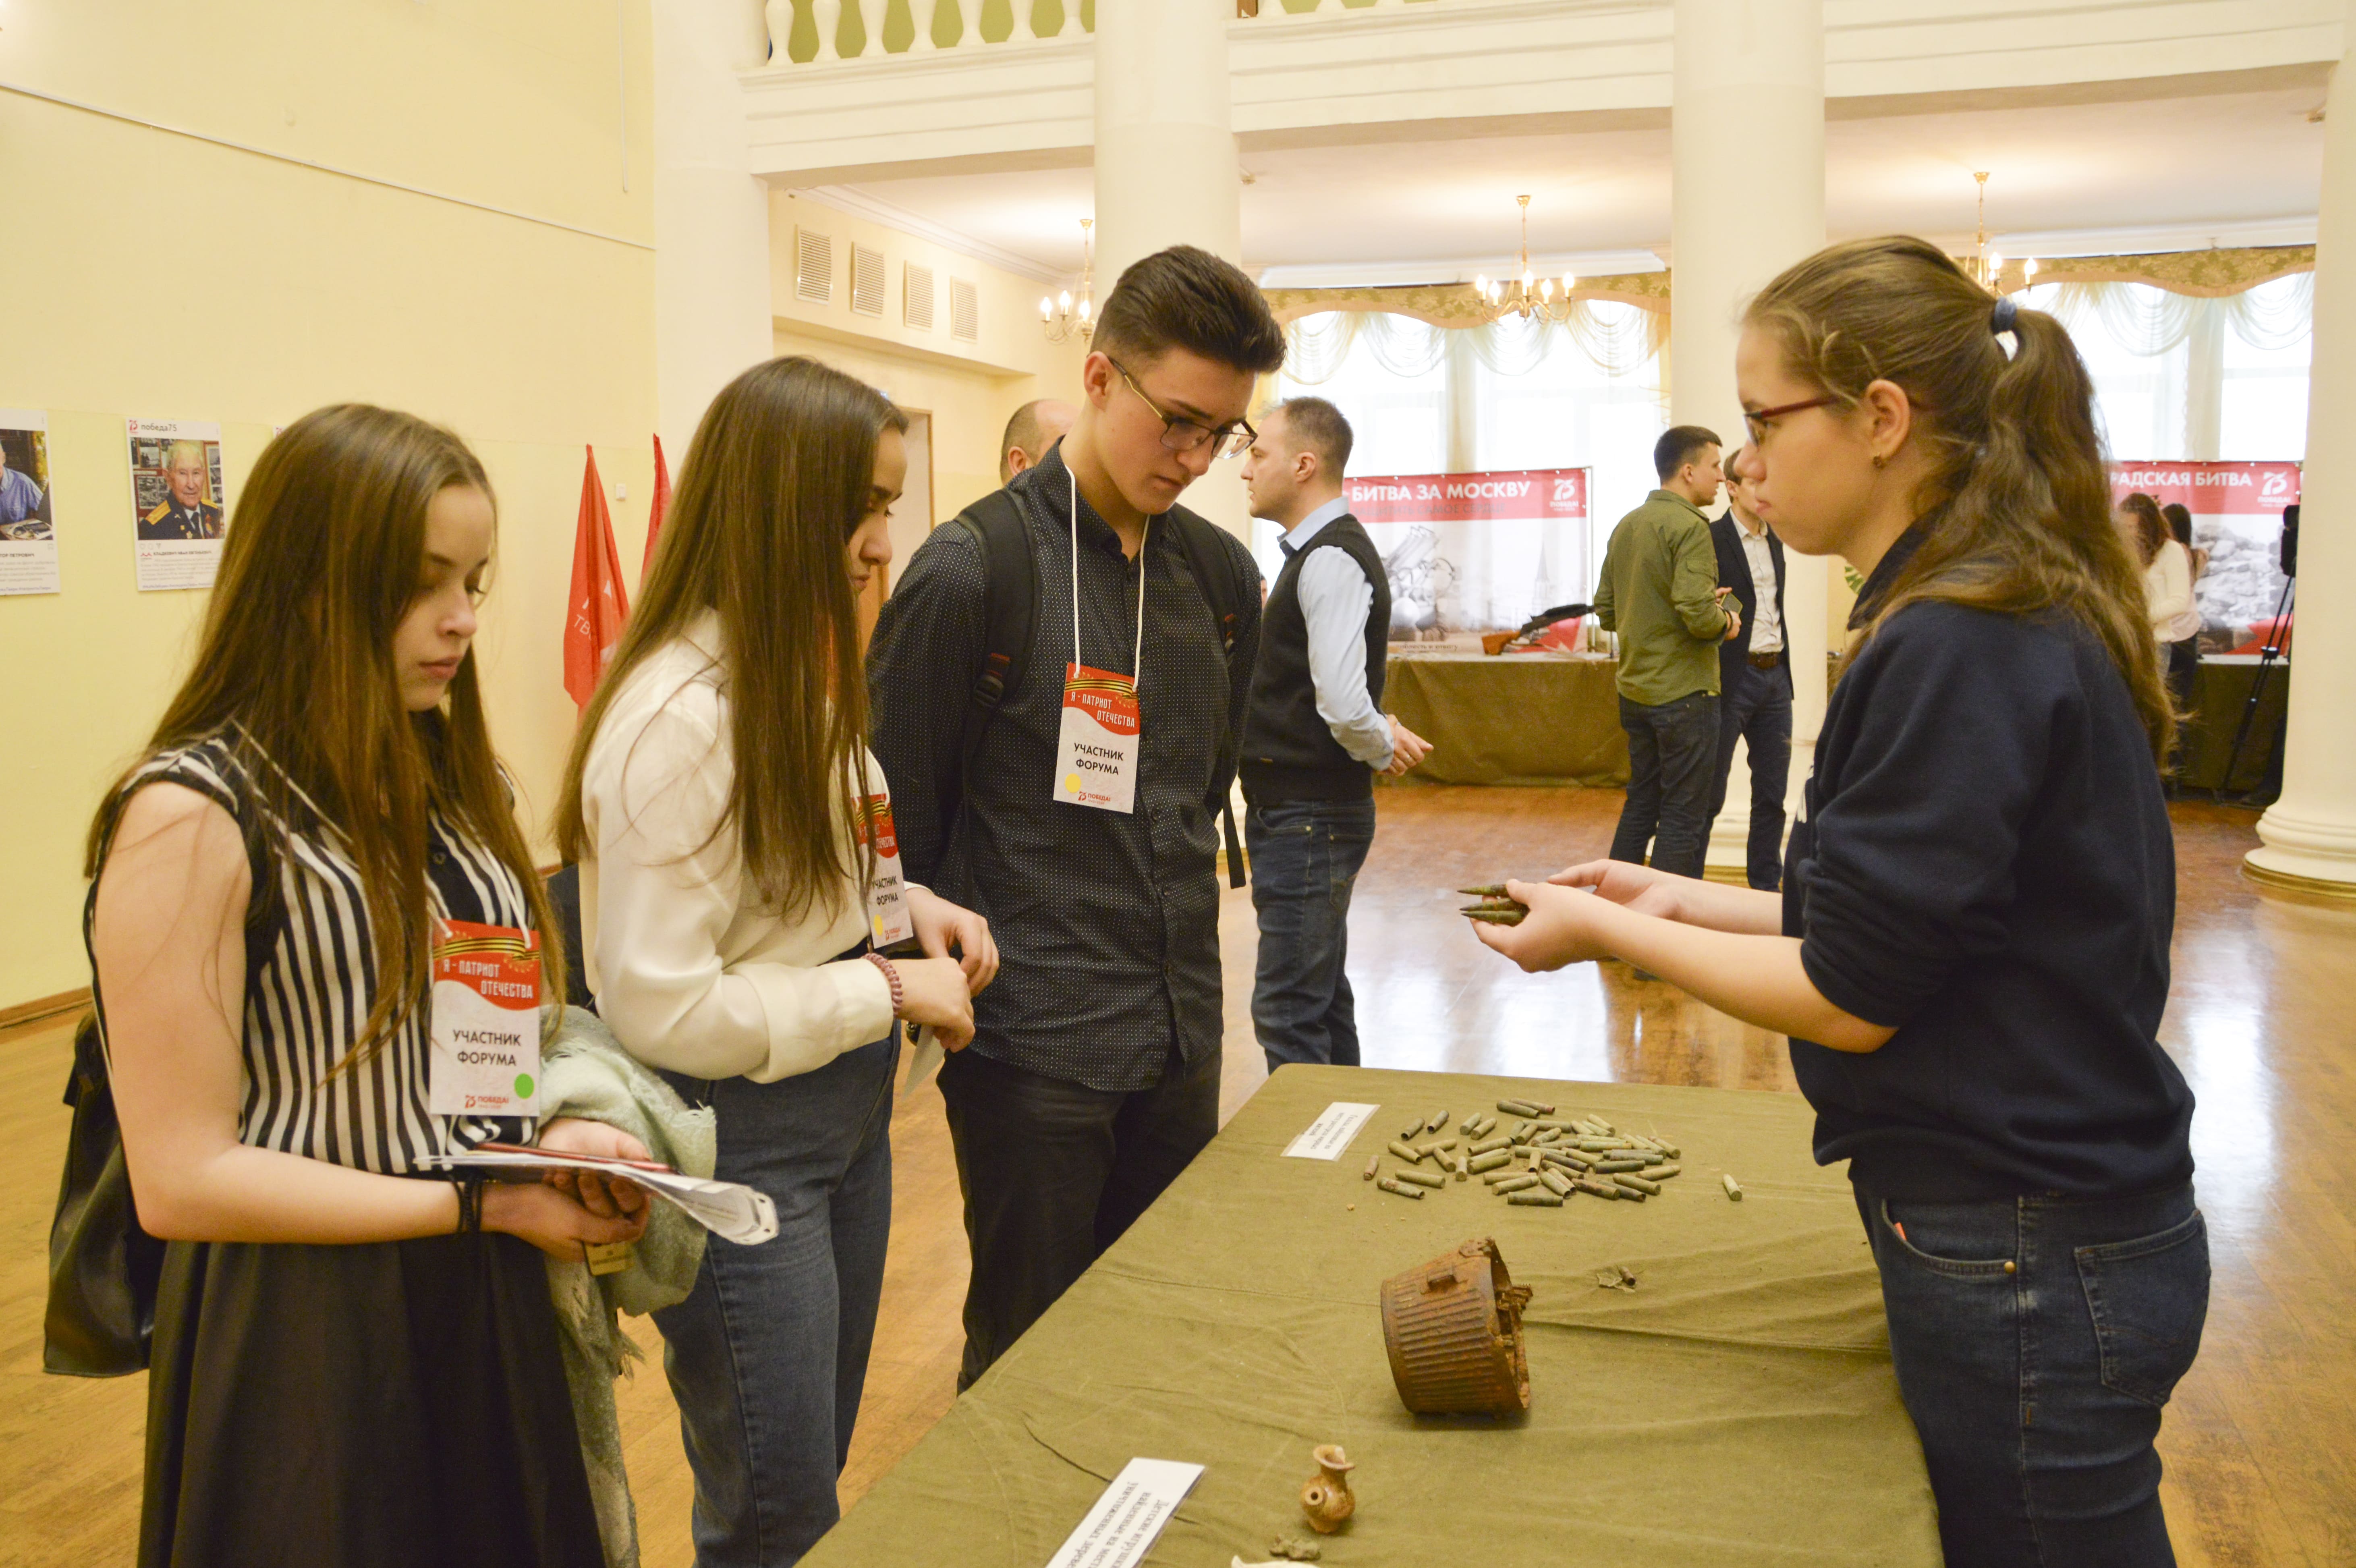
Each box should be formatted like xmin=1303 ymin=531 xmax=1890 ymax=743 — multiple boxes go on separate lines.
xmin=557 ymin=358 xmax=994 ymax=1566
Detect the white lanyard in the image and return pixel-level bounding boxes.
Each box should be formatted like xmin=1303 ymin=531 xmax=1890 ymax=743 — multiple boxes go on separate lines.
xmin=1071 ymin=466 xmax=1149 ymax=689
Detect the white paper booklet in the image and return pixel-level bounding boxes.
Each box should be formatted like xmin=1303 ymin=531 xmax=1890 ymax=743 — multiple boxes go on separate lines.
xmin=421 ymin=1149 xmax=778 ymax=1245
xmin=1041 ymin=1458 xmax=1204 ymax=1568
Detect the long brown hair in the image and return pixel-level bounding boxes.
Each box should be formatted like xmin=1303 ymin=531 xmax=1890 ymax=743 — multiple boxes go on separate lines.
xmin=1745 ymin=236 xmax=2175 ymax=761
xmin=87 ymin=404 xmax=562 ymax=1063
xmin=2118 ymin=491 xmax=2167 ymax=567
xmin=556 ymin=357 xmax=907 ymax=922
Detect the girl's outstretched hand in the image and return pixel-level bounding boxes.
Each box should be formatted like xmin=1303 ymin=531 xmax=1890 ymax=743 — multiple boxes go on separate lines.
xmin=1550 ymin=858 xmax=1689 ymax=920
xmin=1471 ymin=878 xmax=1620 ymax=972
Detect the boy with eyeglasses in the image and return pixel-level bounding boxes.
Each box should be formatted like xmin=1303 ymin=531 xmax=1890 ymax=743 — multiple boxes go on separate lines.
xmin=867 ymin=245 xmax=1284 ymax=1387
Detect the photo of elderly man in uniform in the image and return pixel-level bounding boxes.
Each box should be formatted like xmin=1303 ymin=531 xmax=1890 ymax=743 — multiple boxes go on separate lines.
xmin=139 ymin=440 xmax=225 ymax=540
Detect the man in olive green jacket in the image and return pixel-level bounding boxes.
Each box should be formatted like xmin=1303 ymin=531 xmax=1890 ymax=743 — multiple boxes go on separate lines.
xmin=1593 ymin=425 xmax=1739 ymax=879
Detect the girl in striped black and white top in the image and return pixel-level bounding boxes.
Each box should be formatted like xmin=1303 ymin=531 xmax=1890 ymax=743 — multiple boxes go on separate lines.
xmin=87 ymin=405 xmax=647 ymax=1568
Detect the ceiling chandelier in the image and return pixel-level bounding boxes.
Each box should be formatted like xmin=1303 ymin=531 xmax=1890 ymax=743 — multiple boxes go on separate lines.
xmin=1041 ymin=218 xmax=1094 ymax=342
xmin=1963 ymin=172 xmax=2039 ymax=294
xmin=1473 ymin=195 xmax=1577 ymax=324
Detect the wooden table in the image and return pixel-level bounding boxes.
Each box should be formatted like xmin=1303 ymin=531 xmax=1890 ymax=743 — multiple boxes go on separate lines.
xmin=801 ymin=1065 xmax=1939 ymax=1567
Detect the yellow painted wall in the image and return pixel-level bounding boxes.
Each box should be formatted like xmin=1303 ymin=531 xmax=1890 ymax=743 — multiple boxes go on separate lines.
xmin=769 ymin=191 xmax=1088 ymax=523
xmin=0 ymin=3 xmax=659 ymax=1008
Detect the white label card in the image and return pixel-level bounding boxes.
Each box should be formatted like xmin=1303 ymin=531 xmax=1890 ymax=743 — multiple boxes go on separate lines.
xmin=855 ymin=793 xmax=914 ymax=948
xmin=1041 ymin=1458 xmax=1205 ymax=1568
xmin=1054 ymin=663 xmax=1140 ymax=814
xmin=427 ymin=919 xmax=543 ymax=1117
xmin=1283 ymin=1101 xmax=1381 ymax=1160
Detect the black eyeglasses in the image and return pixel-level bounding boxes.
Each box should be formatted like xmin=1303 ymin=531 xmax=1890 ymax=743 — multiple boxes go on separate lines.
xmin=1742 ymin=394 xmax=1842 ymax=448
xmin=1109 ymin=358 xmax=1256 ymax=459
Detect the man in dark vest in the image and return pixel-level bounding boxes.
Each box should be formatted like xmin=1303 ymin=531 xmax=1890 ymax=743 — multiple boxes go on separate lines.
xmin=1239 ymin=398 xmax=1429 ymax=1074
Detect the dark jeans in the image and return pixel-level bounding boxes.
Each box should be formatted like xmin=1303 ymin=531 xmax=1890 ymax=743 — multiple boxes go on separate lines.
xmin=1246 ymin=797 xmax=1377 ymax=1076
xmin=1705 ymin=661 xmax=1794 ymax=890
xmin=653 ymin=1035 xmax=898 ymax=1568
xmin=938 ymin=1041 xmax=1220 ymax=1390
xmin=1609 ymin=689 xmax=1719 ymax=880
xmin=1860 ymin=1183 xmax=2209 ymax=1567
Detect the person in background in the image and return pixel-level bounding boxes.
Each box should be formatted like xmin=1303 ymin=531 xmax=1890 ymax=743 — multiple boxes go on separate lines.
xmin=869 ymin=246 xmax=1279 ymax=1391
xmin=2119 ymin=493 xmax=2198 ymax=776
xmin=141 ymin=439 xmax=225 ymax=539
xmin=999 ymin=398 xmax=1077 ymax=484
xmin=558 ymin=358 xmax=995 ymax=1567
xmin=1593 ymin=425 xmax=1740 ymax=880
xmin=2161 ymin=501 xmax=2206 ymax=586
xmin=1238 ymin=396 xmax=1431 ymax=1074
xmin=89 ymin=404 xmax=648 ymax=1567
xmin=1479 ymin=237 xmax=2203 ymax=1568
xmin=2157 ymin=500 xmax=2205 ymax=737
xmin=1706 ymin=462 xmax=1792 ymax=890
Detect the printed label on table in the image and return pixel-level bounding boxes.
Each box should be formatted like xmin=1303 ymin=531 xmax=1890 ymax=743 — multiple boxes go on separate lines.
xmin=854 ymin=793 xmax=914 ymax=948
xmin=428 ymin=919 xmax=542 ymax=1117
xmin=1283 ymin=1101 xmax=1381 ymax=1160
xmin=1041 ymin=1457 xmax=1204 ymax=1568
xmin=1054 ymin=663 xmax=1140 ymax=814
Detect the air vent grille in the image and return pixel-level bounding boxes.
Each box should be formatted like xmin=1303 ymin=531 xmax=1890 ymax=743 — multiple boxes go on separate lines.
xmin=950 ymin=276 xmax=979 ymax=342
xmin=851 ymin=243 xmax=886 ymax=317
xmin=904 ymin=263 xmax=935 ymax=330
xmin=795 ymin=228 xmax=833 ymax=304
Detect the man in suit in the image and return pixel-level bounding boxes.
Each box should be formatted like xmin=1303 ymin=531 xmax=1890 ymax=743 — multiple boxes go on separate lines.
xmin=1707 ymin=462 xmax=1791 ymax=890
xmin=140 ymin=440 xmax=224 ymax=539
xmin=1238 ymin=396 xmax=1429 ymax=1073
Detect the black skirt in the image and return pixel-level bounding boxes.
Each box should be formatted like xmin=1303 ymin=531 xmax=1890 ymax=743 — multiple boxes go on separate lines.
xmin=141 ymin=1228 xmax=607 ymax=1568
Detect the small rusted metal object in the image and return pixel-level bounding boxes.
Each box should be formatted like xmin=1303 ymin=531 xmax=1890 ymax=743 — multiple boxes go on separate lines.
xmin=1573 ymin=1178 xmax=1622 ymax=1200
xmin=1379 ymin=1238 xmax=1533 ymax=1415
xmin=1469 ymin=1135 xmax=1513 ymax=1156
xmin=1458 ymin=883 xmax=1510 ymax=897
xmin=1426 ymin=1109 xmax=1450 ymax=1133
xmin=1491 ymin=1173 xmax=1540 ymax=1194
xmin=1462 ymin=906 xmax=1526 ymax=926
xmin=1649 ymin=1162 xmax=1683 ymax=1180
xmin=1387 ymin=1139 xmax=1426 ymax=1164
xmin=1723 ymin=1174 xmax=1744 ymax=1201
xmin=1467 ymin=1149 xmax=1511 ymax=1174
xmin=1376 ymin=1176 xmax=1425 ymax=1201
xmin=1496 ymin=1099 xmax=1542 ymax=1117
xmin=1400 ymin=1116 xmax=1428 ymax=1141
xmin=1613 ymin=1172 xmax=1662 ymax=1196
xmin=1393 ymin=1167 xmax=1446 ymax=1189
xmin=1539 ymin=1168 xmax=1574 ymax=1197
xmin=1507 ymin=1191 xmax=1564 ymax=1207
xmin=1362 ymin=1155 xmax=1379 ymax=1182
xmin=1589 ymin=1157 xmax=1647 ymax=1174
xmin=1299 ymin=1444 xmax=1356 ymax=1534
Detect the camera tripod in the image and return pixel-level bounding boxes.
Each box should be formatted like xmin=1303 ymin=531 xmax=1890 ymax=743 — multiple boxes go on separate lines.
xmin=2217 ymin=513 xmax=2298 ymax=805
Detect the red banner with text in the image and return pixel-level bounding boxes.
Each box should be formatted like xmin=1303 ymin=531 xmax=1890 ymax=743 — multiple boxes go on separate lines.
xmin=1343 ymin=467 xmax=1593 ymax=635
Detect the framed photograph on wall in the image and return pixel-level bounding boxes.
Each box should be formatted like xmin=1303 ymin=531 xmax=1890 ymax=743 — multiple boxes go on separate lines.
xmin=0 ymin=409 xmax=59 ymax=596
xmin=127 ymin=417 xmax=227 ymax=591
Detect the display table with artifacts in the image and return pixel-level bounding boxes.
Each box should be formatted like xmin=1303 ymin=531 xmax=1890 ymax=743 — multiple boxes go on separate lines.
xmin=799 ymin=1066 xmax=1939 ymax=1567
xmin=1381 ymin=648 xmax=1630 ymax=788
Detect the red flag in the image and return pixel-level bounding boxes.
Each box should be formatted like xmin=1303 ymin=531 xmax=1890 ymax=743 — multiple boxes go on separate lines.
xmin=643 ymin=433 xmax=672 ymax=580
xmin=564 ymin=446 xmax=630 ymax=710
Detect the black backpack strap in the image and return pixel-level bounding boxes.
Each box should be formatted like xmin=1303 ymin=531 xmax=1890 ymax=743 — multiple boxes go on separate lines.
xmin=1166 ymin=509 xmax=1255 ymax=889
xmin=944 ymin=489 xmax=1036 ymax=825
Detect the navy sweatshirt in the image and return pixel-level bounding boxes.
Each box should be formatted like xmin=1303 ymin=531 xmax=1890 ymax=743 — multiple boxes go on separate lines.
xmin=1783 ymin=527 xmax=2195 ymax=1201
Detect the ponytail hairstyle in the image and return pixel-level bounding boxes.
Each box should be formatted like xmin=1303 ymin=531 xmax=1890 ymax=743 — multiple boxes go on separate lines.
xmin=87 ymin=405 xmax=563 ymax=1066
xmin=556 ymin=357 xmax=907 ymax=923
xmin=1744 ymin=236 xmax=2174 ymax=761
xmin=2118 ymin=491 xmax=2168 ymax=568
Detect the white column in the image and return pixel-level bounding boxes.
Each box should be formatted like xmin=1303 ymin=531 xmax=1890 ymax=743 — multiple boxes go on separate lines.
xmin=1667 ymin=0 xmax=1825 ymax=882
xmin=1093 ymin=0 xmax=1250 ymax=539
xmin=2248 ymin=24 xmax=2356 ymax=900
xmin=653 ymin=0 xmax=776 ymax=459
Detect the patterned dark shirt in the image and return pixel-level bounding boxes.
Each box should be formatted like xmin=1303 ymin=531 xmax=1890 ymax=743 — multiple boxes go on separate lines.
xmin=866 ymin=449 xmax=1261 ymax=1092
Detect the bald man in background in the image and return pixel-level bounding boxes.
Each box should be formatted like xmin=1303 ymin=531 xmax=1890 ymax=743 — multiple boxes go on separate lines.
xmin=998 ymin=398 xmax=1076 ymax=484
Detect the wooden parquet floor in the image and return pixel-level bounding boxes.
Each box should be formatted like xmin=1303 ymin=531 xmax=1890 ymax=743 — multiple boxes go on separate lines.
xmin=1 ymin=788 xmax=2349 ymax=1565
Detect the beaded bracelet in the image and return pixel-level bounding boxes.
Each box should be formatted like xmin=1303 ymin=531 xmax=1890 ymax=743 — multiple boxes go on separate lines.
xmin=865 ymin=950 xmax=904 ymax=1014
xmin=444 ymin=1171 xmax=485 ymax=1235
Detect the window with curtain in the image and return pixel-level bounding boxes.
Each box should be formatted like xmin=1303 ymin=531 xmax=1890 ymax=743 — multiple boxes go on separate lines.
xmin=1271 ymin=303 xmax=1667 ymax=601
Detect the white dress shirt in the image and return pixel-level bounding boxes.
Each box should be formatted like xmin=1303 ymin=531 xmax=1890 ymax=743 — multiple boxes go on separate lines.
xmin=1736 ymin=513 xmax=1783 ymax=655
xmin=1284 ymin=496 xmax=1396 ymax=767
xmin=2145 ymin=539 xmax=2200 ymax=642
xmin=578 ymin=612 xmax=897 ymax=1083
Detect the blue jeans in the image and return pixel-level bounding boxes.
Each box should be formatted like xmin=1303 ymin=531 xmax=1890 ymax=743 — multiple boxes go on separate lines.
xmin=1246 ymin=797 xmax=1377 ymax=1075
xmin=1706 ymin=660 xmax=1793 ymax=890
xmin=1609 ymin=690 xmax=1719 ymax=880
xmin=654 ymin=1034 xmax=898 ymax=1567
xmin=1861 ymin=1184 xmax=2210 ymax=1567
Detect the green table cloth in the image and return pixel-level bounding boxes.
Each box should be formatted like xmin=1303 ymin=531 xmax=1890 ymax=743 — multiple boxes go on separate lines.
xmin=804 ymin=1066 xmax=1939 ymax=1567
xmin=1382 ymin=652 xmax=1629 ymax=787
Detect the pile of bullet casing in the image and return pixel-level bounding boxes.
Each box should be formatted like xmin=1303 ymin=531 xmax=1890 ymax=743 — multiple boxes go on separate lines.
xmin=1365 ymin=1100 xmax=1684 ymax=1207
xmin=1457 ymin=884 xmax=1526 ymax=926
